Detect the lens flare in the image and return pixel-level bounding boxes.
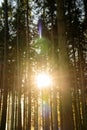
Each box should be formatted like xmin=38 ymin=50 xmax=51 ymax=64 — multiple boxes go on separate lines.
xmin=36 ymin=72 xmax=52 ymax=88
xmin=38 ymin=19 xmax=42 ymax=38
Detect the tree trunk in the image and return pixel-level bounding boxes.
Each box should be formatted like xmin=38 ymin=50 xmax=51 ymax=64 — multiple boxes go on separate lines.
xmin=78 ymin=44 xmax=87 ymax=130
xmin=0 ymin=91 xmax=8 ymax=130
xmin=11 ymin=90 xmax=15 ymax=130
xmin=57 ymin=0 xmax=74 ymax=129
xmin=34 ymin=91 xmax=38 ymax=130
xmin=53 ymin=86 xmax=58 ymax=130
xmin=16 ymin=0 xmax=23 ymax=129
xmin=0 ymin=0 xmax=8 ymax=129
xmin=72 ymin=43 xmax=82 ymax=130
xmin=26 ymin=0 xmax=31 ymax=129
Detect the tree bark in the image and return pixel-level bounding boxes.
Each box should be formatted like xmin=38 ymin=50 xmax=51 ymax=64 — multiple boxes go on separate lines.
xmin=78 ymin=44 xmax=87 ymax=130
xmin=0 ymin=0 xmax=8 ymax=129
xmin=57 ymin=0 xmax=74 ymax=129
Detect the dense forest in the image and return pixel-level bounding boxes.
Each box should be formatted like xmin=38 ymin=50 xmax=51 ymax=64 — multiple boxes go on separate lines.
xmin=0 ymin=0 xmax=87 ymax=130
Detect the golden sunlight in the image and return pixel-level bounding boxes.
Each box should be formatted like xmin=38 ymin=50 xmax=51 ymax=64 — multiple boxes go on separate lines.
xmin=36 ymin=72 xmax=52 ymax=88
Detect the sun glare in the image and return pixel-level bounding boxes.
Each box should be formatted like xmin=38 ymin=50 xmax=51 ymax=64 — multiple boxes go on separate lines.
xmin=36 ymin=72 xmax=52 ymax=88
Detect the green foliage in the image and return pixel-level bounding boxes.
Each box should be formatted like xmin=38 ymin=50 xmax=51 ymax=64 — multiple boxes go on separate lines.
xmin=33 ymin=37 xmax=51 ymax=55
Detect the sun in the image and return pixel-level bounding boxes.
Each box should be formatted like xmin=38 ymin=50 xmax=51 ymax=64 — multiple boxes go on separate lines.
xmin=36 ymin=72 xmax=52 ymax=89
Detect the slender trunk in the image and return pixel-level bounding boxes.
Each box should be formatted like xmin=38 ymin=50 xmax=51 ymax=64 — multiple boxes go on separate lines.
xmin=26 ymin=0 xmax=31 ymax=129
xmin=72 ymin=42 xmax=82 ymax=130
xmin=42 ymin=90 xmax=45 ymax=130
xmin=34 ymin=92 xmax=38 ymax=130
xmin=23 ymin=92 xmax=26 ymax=130
xmin=0 ymin=0 xmax=8 ymax=129
xmin=0 ymin=91 xmax=8 ymax=130
xmin=50 ymin=90 xmax=53 ymax=130
xmin=15 ymin=93 xmax=18 ymax=130
xmin=78 ymin=44 xmax=87 ymax=130
xmin=53 ymin=87 xmax=58 ymax=130
xmin=11 ymin=90 xmax=15 ymax=130
xmin=45 ymin=90 xmax=50 ymax=130
xmin=26 ymin=90 xmax=31 ymax=130
xmin=16 ymin=0 xmax=22 ymax=129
